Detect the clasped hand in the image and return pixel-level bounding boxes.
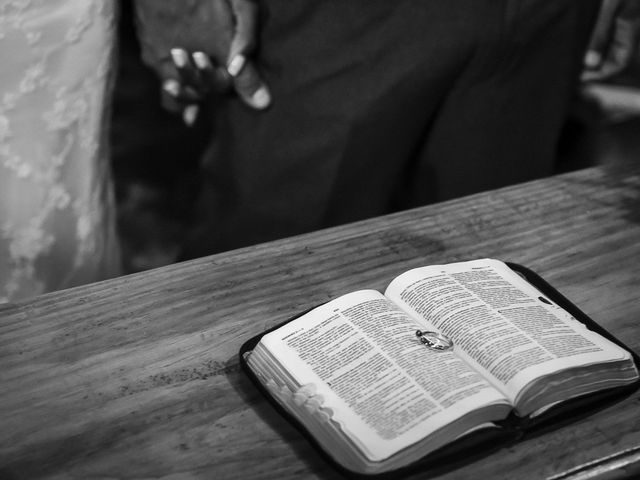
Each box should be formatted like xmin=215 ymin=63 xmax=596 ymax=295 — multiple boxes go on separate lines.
xmin=159 ymin=0 xmax=271 ymax=124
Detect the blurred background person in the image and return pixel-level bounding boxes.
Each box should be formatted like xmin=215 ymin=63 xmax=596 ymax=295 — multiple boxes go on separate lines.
xmin=0 ymin=0 xmax=121 ymax=302
xmin=560 ymin=0 xmax=640 ymax=169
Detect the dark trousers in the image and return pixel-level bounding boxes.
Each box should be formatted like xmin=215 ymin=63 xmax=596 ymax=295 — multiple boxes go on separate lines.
xmin=183 ymin=0 xmax=601 ymax=258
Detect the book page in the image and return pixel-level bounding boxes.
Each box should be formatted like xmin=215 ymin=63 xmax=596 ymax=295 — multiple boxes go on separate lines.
xmin=385 ymin=259 xmax=631 ymax=404
xmin=259 ymin=290 xmax=510 ymax=461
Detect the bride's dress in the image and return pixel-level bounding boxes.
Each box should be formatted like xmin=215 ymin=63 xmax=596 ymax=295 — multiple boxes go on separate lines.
xmin=0 ymin=0 xmax=121 ymax=302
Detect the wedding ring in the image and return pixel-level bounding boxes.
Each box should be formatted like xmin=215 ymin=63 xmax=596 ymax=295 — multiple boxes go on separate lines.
xmin=415 ymin=330 xmax=454 ymax=352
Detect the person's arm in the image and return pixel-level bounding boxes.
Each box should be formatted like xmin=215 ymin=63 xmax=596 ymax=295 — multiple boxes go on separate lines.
xmin=133 ymin=0 xmax=270 ymax=119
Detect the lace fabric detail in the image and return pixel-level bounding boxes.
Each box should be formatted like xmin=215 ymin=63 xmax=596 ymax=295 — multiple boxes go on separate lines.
xmin=0 ymin=0 xmax=121 ymax=302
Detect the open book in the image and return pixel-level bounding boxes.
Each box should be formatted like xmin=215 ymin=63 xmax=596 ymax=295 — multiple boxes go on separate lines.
xmin=241 ymin=259 xmax=639 ymax=476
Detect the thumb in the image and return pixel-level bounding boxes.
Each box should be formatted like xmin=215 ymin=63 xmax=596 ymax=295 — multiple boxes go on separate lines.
xmin=227 ymin=0 xmax=271 ymax=109
xmin=231 ymin=60 xmax=271 ymax=109
xmin=228 ymin=0 xmax=258 ymax=60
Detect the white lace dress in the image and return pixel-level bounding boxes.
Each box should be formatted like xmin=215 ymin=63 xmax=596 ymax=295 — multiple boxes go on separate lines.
xmin=0 ymin=0 xmax=121 ymax=303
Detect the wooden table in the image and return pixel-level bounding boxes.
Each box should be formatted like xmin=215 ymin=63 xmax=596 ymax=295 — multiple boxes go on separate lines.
xmin=2 ymin=163 xmax=640 ymax=480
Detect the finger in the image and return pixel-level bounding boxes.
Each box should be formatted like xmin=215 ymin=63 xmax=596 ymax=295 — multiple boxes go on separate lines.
xmin=227 ymin=53 xmax=247 ymax=77
xmin=183 ymin=104 xmax=199 ymax=127
xmin=171 ymin=48 xmax=209 ymax=96
xmin=585 ymin=0 xmax=624 ymax=69
xmin=228 ymin=0 xmax=258 ymax=60
xmin=232 ymin=60 xmax=271 ymax=110
xmin=162 ymin=78 xmax=202 ymax=105
xmin=161 ymin=79 xmax=199 ymax=126
xmin=227 ymin=0 xmax=270 ymax=109
xmin=583 ymin=10 xmax=636 ymax=82
xmin=161 ymin=79 xmax=186 ymax=113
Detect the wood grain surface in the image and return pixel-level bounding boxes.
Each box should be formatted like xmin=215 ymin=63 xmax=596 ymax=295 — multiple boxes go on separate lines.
xmin=1 ymin=163 xmax=640 ymax=480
